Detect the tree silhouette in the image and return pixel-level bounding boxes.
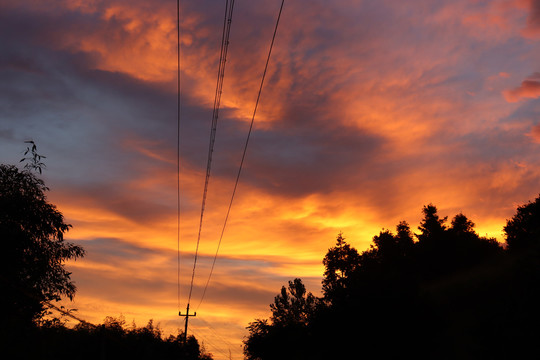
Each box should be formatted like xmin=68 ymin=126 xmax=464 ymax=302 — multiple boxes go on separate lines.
xmin=504 ymin=194 xmax=540 ymax=251
xmin=491 ymin=194 xmax=540 ymax=357
xmin=0 ymin=164 xmax=84 ymax=334
xmin=244 ymin=279 xmax=317 ymax=360
xmin=417 ymin=203 xmax=447 ymax=242
xmin=321 ymin=233 xmax=360 ymax=302
xmin=270 ymin=278 xmax=317 ymax=326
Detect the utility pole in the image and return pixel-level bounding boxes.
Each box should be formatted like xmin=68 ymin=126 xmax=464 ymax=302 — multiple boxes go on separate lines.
xmin=179 ymin=304 xmax=197 ymax=344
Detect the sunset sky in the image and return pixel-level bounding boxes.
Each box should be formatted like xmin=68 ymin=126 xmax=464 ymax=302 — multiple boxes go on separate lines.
xmin=3 ymin=0 xmax=540 ymax=358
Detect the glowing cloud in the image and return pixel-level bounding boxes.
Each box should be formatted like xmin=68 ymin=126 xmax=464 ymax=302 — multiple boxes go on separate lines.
xmin=504 ymin=73 xmax=540 ymax=102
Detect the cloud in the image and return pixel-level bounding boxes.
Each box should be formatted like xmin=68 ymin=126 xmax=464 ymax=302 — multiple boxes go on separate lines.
xmin=5 ymin=1 xmax=540 ymax=359
xmin=521 ymin=0 xmax=540 ymax=37
xmin=69 ymin=236 xmax=296 ymax=306
xmin=529 ymin=123 xmax=540 ymax=142
xmin=504 ymin=73 xmax=540 ymax=102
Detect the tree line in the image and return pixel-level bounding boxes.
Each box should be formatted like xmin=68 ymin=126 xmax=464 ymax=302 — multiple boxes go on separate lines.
xmin=32 ymin=316 xmax=212 ymax=360
xmin=244 ymin=197 xmax=540 ymax=359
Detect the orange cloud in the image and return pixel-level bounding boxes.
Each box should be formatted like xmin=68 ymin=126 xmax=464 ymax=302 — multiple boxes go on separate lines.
xmin=528 ymin=123 xmax=540 ymax=142
xmin=504 ymin=73 xmax=540 ymax=102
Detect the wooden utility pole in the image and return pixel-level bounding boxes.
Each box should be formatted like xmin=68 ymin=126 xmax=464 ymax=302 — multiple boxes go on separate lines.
xmin=179 ymin=304 xmax=197 ymax=343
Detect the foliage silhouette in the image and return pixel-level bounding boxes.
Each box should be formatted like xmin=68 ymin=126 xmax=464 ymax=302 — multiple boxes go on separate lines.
xmin=20 ymin=140 xmax=47 ymax=174
xmin=23 ymin=316 xmax=213 ymax=360
xmin=270 ymin=278 xmax=317 ymax=326
xmin=0 ymin=164 xmax=84 ymax=335
xmin=245 ymin=197 xmax=540 ymax=359
xmin=244 ymin=279 xmax=318 ymax=360
xmin=504 ymin=195 xmax=540 ymax=251
xmin=321 ymin=232 xmax=360 ymax=302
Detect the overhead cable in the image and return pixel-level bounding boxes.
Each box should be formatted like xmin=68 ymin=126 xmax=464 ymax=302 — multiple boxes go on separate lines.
xmin=196 ymin=0 xmax=285 ymax=311
xmin=176 ymin=0 xmax=182 ymax=314
xmin=187 ymin=0 xmax=236 ymax=307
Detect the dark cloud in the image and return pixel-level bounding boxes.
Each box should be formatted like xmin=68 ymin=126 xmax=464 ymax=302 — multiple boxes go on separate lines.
xmin=523 ymin=0 xmax=540 ymax=37
xmin=78 ymin=237 xmax=165 ymax=262
xmin=242 ymin=122 xmax=383 ymax=197
xmin=0 ymin=3 xmax=211 ymax=190
xmin=0 ymin=56 xmax=44 ymax=75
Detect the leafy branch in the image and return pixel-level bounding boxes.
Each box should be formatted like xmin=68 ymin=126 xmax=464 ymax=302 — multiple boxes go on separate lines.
xmin=20 ymin=140 xmax=46 ymax=174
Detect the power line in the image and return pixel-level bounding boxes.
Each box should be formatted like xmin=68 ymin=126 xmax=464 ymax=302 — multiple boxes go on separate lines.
xmin=180 ymin=2 xmax=236 ymax=341
xmin=189 ymin=327 xmax=232 ymax=359
xmin=176 ymin=0 xmax=182 ymax=315
xmin=0 ymin=273 xmax=96 ymax=327
xmin=196 ymin=0 xmax=285 ymax=311
xmin=44 ymin=300 xmax=96 ymax=328
xmin=187 ymin=0 xmax=236 ymax=307
xmin=194 ymin=316 xmax=236 ymax=349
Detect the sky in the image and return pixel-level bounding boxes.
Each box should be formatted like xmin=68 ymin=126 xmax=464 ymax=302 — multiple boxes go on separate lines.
xmin=2 ymin=0 xmax=540 ymax=358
